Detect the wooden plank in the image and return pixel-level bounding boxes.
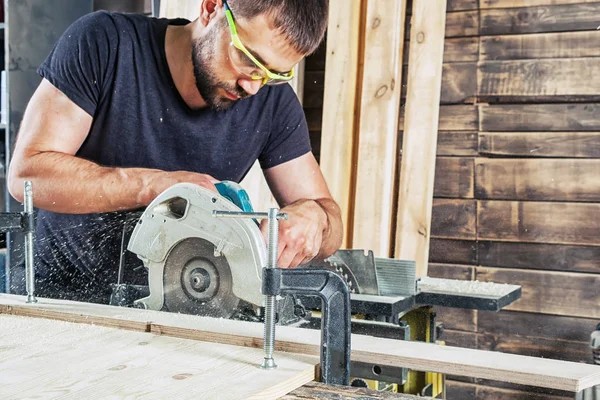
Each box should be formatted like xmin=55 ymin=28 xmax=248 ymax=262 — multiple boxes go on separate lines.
xmin=478 ymin=58 xmax=600 ymax=99
xmin=284 ymin=381 xmax=423 ymax=400
xmin=481 ymin=31 xmax=600 ymax=61
xmin=429 ymin=263 xmax=475 ymax=280
xmin=475 ymin=385 xmax=572 ymax=400
xmin=478 ymin=241 xmax=600 ymax=274
xmin=438 ymin=131 xmax=478 ymax=156
xmin=399 ymin=131 xmax=478 ymax=156
xmin=400 ymin=105 xmax=479 ymax=131
xmin=405 ymin=10 xmax=479 ymax=38
xmin=479 ymin=103 xmax=600 ymax=132
xmin=479 ymin=333 xmax=593 ymax=364
xmin=441 ymin=329 xmax=478 ymax=349
xmin=0 ymin=315 xmax=317 ymax=400
xmin=478 ymin=310 xmax=599 ymax=343
xmin=479 ymin=131 xmax=600 ymax=158
xmin=445 ymin=10 xmax=479 ymax=37
xmin=481 ymin=0 xmax=599 ymax=9
xmin=475 ymin=158 xmax=600 ymax=202
xmin=394 ymin=0 xmax=446 ymax=273
xmin=2 ymin=294 xmax=600 ymax=392
xmin=352 ymin=0 xmax=407 ymax=255
xmin=480 ymin=3 xmax=600 ymax=35
xmin=446 ymin=381 xmax=477 ymax=400
xmin=401 ymin=63 xmax=477 ymax=104
xmin=429 ymin=238 xmax=478 ymax=265
xmin=478 ymin=200 xmax=600 ymax=245
xmin=407 ymin=0 xmax=479 ymax=11
xmin=436 ymin=307 xmax=478 ymax=332
xmin=434 ymin=157 xmax=474 ymax=198
xmin=404 ymin=37 xmax=479 ymax=64
xmin=159 ymin=0 xmax=201 ymax=18
xmin=319 ymin=0 xmax=362 ymax=249
xmin=476 ymin=267 xmax=600 ymax=318
xmin=431 ymin=199 xmax=477 ymax=240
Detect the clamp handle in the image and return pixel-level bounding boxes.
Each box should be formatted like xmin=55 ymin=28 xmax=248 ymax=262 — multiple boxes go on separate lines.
xmin=263 ymin=268 xmax=351 ymax=385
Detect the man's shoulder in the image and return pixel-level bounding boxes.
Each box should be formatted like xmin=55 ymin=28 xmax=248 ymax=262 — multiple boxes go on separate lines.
xmin=68 ymin=10 xmax=159 ymax=41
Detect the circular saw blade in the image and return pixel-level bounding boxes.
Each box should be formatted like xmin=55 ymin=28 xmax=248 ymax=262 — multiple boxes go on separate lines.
xmin=163 ymin=237 xmax=239 ymax=318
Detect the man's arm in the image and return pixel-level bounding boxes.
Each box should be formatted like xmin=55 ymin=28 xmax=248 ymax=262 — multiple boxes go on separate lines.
xmin=8 ymin=79 xmax=219 ymax=213
xmin=262 ymin=152 xmax=343 ymax=268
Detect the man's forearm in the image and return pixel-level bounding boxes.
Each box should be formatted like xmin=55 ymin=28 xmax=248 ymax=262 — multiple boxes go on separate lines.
xmin=8 ymin=151 xmax=173 ymax=214
xmin=314 ymin=197 xmax=344 ymax=259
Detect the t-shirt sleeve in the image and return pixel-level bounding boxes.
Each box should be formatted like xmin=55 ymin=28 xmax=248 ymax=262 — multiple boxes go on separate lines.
xmin=37 ymin=11 xmax=118 ymax=117
xmin=258 ymin=84 xmax=312 ymax=169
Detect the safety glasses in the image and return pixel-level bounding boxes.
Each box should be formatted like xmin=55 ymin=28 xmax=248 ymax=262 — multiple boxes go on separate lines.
xmin=223 ymin=0 xmax=294 ymax=85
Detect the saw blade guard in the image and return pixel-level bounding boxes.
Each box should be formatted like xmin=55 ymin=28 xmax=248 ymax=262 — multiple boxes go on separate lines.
xmin=127 ymin=182 xmax=267 ymax=311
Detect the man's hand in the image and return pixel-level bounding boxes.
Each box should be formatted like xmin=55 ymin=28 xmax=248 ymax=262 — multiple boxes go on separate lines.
xmin=259 ymin=198 xmax=330 ymax=269
xmin=138 ymin=171 xmax=221 ymax=206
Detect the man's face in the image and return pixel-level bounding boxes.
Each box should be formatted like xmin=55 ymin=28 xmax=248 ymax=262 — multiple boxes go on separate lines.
xmin=192 ymin=6 xmax=303 ymax=111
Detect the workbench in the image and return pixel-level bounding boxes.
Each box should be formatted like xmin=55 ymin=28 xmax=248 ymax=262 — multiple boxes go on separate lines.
xmin=1 ymin=293 xmax=599 ymax=399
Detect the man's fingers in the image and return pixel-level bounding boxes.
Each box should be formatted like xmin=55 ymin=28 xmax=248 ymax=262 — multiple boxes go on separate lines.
xmin=277 ymin=245 xmax=296 ymax=269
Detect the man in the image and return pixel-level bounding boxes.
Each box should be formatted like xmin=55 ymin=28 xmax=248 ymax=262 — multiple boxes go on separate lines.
xmin=7 ymin=0 xmax=343 ymax=304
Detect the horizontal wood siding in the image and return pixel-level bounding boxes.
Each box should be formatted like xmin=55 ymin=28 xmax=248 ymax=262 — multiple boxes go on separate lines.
xmin=302 ymin=1 xmax=600 ymax=398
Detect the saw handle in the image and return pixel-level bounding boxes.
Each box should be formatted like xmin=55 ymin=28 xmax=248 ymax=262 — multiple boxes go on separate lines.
xmin=262 ymin=268 xmax=351 ymax=386
xmin=215 ymin=181 xmax=254 ymax=212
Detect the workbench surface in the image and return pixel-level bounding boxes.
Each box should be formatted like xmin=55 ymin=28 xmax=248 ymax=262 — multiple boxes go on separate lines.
xmin=286 ymin=381 xmax=431 ymax=399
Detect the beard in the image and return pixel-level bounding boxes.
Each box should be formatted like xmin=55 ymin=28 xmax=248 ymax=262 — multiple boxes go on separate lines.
xmin=191 ymin=38 xmax=248 ymax=111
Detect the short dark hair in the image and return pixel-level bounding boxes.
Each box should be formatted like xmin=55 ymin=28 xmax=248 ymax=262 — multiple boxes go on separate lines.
xmin=228 ymin=0 xmax=329 ymax=55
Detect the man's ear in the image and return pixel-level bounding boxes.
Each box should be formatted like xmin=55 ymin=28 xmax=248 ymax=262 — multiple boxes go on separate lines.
xmin=199 ymin=0 xmax=224 ymax=27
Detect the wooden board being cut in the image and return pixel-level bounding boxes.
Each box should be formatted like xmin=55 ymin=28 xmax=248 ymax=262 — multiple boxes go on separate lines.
xmin=1 ymin=294 xmax=600 ymax=392
xmin=0 ymin=314 xmax=317 ymax=400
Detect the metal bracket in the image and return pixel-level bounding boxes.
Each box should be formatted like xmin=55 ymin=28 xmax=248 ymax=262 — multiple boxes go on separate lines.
xmin=264 ymin=267 xmax=352 ymax=386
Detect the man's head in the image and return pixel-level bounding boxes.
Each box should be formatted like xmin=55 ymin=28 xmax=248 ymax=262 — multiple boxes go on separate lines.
xmin=191 ymin=0 xmax=328 ymax=110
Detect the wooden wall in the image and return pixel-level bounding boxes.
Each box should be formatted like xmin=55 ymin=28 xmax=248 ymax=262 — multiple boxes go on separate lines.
xmin=303 ymin=0 xmax=600 ymax=398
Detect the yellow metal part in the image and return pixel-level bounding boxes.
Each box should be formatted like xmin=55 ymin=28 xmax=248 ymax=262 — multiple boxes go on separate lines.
xmin=348 ymin=306 xmax=445 ymax=397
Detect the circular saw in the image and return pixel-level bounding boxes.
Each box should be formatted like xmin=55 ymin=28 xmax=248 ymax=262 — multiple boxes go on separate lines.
xmin=127 ymin=182 xmax=268 ymax=318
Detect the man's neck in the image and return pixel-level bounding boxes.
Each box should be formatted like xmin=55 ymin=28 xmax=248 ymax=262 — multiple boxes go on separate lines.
xmin=164 ymin=24 xmax=207 ymax=109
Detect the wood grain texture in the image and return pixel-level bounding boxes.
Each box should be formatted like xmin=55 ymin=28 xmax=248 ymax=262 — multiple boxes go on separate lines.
xmin=475 ymin=158 xmax=600 ymax=201
xmin=395 ymin=0 xmax=446 ymax=273
xmin=352 ymin=0 xmax=407 ymax=255
xmin=431 ymin=199 xmax=477 ymax=240
xmin=478 ymin=310 xmax=599 ymax=343
xmin=478 ymin=241 xmax=600 ymax=273
xmin=481 ymin=31 xmax=600 ymax=60
xmin=284 ymin=381 xmax=422 ymax=399
xmin=407 ymin=0 xmax=479 ymax=11
xmin=480 ymin=3 xmax=600 ymax=35
xmin=398 ymin=105 xmax=478 ymax=132
xmin=399 ymin=131 xmax=478 ymax=156
xmin=478 ymin=58 xmax=600 ymax=99
xmin=479 ymin=103 xmax=600 ymax=131
xmin=435 ymin=306 xmax=478 ymax=332
xmin=429 ymin=263 xmax=475 ymax=280
xmin=481 ymin=0 xmax=599 ymax=8
xmin=441 ymin=329 xmax=478 ymax=349
xmin=479 ymin=333 xmax=593 ymax=364
xmin=318 ymin=0 xmax=362 ymax=249
xmin=434 ymin=157 xmax=474 ymax=198
xmin=475 ymin=385 xmax=572 ymax=400
xmin=445 ymin=10 xmax=480 ymax=37
xmin=404 ymin=37 xmax=479 ymax=64
xmin=2 ymin=294 xmax=600 ymax=392
xmin=429 ymin=238 xmax=478 ymax=265
xmin=476 ymin=267 xmax=600 ymax=318
xmin=479 ymin=131 xmax=600 ymax=157
xmin=442 ymin=63 xmax=478 ymax=103
xmin=0 ymin=314 xmax=317 ymax=400
xmin=477 ymin=200 xmax=600 ymax=245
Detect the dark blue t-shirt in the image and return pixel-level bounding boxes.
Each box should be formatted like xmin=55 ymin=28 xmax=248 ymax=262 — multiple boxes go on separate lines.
xmin=25 ymin=11 xmax=311 ymax=301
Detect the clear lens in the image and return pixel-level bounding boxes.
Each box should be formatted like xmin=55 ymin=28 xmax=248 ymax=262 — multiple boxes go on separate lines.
xmin=228 ymin=43 xmax=265 ymax=80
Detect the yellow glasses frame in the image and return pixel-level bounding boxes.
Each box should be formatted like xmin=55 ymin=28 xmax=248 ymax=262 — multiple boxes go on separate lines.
xmin=223 ymin=1 xmax=295 ymax=85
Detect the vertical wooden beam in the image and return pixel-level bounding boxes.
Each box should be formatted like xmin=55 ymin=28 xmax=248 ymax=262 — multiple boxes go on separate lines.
xmin=319 ymin=0 xmax=363 ymax=249
xmin=394 ymin=0 xmax=447 ymax=276
xmin=351 ymin=0 xmax=408 ymax=256
xmin=159 ymin=0 xmax=200 ymax=18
